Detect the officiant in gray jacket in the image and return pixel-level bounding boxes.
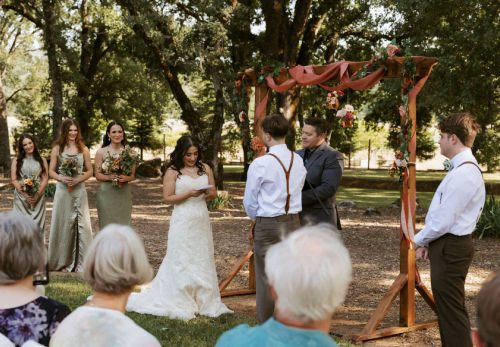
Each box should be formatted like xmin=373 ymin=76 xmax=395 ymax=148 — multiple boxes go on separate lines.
xmin=297 ymin=118 xmax=344 ymax=228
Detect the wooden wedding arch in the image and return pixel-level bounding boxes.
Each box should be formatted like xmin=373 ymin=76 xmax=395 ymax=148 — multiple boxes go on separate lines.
xmin=219 ymin=56 xmax=439 ymax=341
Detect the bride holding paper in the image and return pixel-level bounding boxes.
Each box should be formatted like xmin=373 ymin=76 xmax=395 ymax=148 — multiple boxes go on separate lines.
xmin=127 ymin=135 xmax=232 ymax=319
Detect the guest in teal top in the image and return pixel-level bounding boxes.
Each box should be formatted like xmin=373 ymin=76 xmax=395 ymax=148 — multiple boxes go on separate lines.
xmin=216 ymin=225 xmax=352 ymax=347
xmin=216 ymin=317 xmax=338 ymax=347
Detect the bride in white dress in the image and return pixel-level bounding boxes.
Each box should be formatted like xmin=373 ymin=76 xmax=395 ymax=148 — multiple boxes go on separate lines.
xmin=127 ymin=135 xmax=232 ymax=320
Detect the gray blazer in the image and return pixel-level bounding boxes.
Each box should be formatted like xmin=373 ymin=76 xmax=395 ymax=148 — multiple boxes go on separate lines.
xmin=296 ymin=142 xmax=344 ymax=228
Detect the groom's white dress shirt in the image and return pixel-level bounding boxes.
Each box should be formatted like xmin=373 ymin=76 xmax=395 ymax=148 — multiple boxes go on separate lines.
xmin=414 ymin=148 xmax=486 ymax=247
xmin=244 ymin=144 xmax=307 ymax=221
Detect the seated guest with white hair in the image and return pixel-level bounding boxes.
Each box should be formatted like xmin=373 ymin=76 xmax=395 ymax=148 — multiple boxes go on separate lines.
xmin=49 ymin=224 xmax=160 ymax=347
xmin=216 ymin=224 xmax=352 ymax=347
xmin=0 ymin=211 xmax=71 ymax=347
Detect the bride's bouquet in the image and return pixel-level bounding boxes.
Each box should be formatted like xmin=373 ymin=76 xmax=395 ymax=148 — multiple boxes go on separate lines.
xmin=103 ymin=146 xmax=139 ymax=187
xmin=59 ymin=157 xmax=79 ymax=192
xmin=21 ymin=175 xmax=40 ymax=209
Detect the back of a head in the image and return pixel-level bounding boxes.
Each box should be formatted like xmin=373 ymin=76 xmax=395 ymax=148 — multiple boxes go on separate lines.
xmin=438 ymin=112 xmax=479 ymax=147
xmin=0 ymin=211 xmax=44 ymax=285
xmin=83 ymin=224 xmax=153 ymax=294
xmin=260 ymin=114 xmax=290 ymax=139
xmin=265 ymin=225 xmax=352 ymax=323
xmin=476 ymin=272 xmax=500 ymax=347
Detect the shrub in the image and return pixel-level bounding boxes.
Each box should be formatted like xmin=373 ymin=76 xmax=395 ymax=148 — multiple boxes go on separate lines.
xmin=208 ymin=192 xmax=232 ymax=211
xmin=44 ymin=183 xmax=57 ymax=198
xmin=475 ymin=195 xmax=500 ymax=239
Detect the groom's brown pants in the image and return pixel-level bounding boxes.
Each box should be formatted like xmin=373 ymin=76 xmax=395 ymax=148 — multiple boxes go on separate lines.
xmin=429 ymin=233 xmax=474 ymax=347
xmin=253 ymin=214 xmax=301 ymax=323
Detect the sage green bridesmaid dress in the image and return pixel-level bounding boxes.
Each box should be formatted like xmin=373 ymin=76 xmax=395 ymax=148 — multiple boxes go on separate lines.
xmin=13 ymin=156 xmax=46 ymax=231
xmin=96 ymin=151 xmax=133 ymax=229
xmin=48 ymin=152 xmax=93 ymax=272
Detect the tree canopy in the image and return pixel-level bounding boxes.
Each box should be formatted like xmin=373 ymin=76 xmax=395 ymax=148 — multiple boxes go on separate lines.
xmin=1 ymin=0 xmax=498 ymax=174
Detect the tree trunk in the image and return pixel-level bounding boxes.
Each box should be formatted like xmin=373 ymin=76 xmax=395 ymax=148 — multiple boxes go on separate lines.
xmin=209 ymin=70 xmax=225 ymax=189
xmin=283 ymin=86 xmax=301 ymax=150
xmin=42 ymin=0 xmax=64 ymax=140
xmin=0 ymin=72 xmax=11 ymax=172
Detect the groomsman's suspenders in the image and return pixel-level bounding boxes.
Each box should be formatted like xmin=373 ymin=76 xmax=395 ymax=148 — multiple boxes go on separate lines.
xmin=456 ymin=161 xmax=483 ymax=175
xmin=267 ymin=151 xmax=294 ymax=215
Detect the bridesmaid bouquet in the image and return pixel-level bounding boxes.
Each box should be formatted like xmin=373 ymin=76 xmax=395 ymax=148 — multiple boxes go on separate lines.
xmin=104 ymin=146 xmax=139 ymax=187
xmin=59 ymin=157 xmax=79 ymax=192
xmin=21 ymin=175 xmax=40 ymax=209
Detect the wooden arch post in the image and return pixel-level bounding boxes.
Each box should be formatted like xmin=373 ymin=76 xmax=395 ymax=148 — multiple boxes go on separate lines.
xmin=218 ymin=78 xmax=268 ymax=297
xmin=219 ymin=57 xmax=440 ymax=342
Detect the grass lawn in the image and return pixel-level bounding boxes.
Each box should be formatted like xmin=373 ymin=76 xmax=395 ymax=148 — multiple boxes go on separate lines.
xmin=223 ymin=165 xmax=500 ymax=183
xmin=337 ymin=187 xmax=435 ymax=209
xmin=46 ymin=275 xmax=352 ymax=346
xmin=226 ymin=181 xmax=434 ymax=209
xmin=343 ymin=169 xmax=500 ymax=183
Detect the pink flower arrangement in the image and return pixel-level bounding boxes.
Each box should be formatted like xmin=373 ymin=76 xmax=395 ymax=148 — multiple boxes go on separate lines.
xmin=239 ymin=110 xmax=246 ymax=123
xmin=386 ymin=44 xmax=402 ymax=57
xmin=326 ymin=91 xmax=344 ymax=110
xmin=336 ymin=104 xmax=356 ymax=128
xmin=399 ymin=105 xmax=406 ymax=118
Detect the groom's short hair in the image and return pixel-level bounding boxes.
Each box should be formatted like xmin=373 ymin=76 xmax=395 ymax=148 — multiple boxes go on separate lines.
xmin=261 ymin=114 xmax=290 ymax=139
xmin=265 ymin=224 xmax=352 ymax=323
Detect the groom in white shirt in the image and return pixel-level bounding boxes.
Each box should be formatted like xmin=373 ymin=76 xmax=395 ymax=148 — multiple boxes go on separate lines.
xmin=243 ymin=114 xmax=307 ymax=322
xmin=414 ymin=113 xmax=485 ymax=347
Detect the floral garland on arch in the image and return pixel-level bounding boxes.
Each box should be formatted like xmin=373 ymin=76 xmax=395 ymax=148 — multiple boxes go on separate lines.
xmin=233 ymin=78 xmax=250 ymax=123
xmin=388 ymin=44 xmax=417 ymax=181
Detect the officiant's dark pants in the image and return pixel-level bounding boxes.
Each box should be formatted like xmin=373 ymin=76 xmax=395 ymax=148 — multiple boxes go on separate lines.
xmin=429 ymin=233 xmax=474 ymax=347
xmin=253 ymin=214 xmax=301 ymax=323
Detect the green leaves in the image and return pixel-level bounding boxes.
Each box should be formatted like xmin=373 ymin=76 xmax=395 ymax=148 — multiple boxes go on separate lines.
xmin=475 ymin=195 xmax=500 ymax=240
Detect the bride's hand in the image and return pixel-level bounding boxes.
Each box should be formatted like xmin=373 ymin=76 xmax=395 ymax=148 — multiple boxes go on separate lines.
xmin=189 ymin=190 xmax=204 ymax=197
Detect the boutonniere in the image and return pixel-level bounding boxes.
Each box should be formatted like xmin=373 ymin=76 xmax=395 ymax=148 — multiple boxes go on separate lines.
xmin=443 ymin=159 xmax=454 ymax=171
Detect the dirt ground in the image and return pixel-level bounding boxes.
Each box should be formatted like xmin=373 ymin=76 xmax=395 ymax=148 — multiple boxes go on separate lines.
xmin=1 ymin=177 xmax=498 ymax=346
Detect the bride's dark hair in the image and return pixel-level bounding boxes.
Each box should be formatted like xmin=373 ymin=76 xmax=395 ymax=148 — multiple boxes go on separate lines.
xmin=165 ymin=135 xmax=205 ymax=177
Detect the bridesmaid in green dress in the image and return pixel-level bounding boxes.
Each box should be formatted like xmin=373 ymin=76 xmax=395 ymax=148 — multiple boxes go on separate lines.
xmin=10 ymin=134 xmax=49 ymax=231
xmin=94 ymin=121 xmax=136 ymax=229
xmin=48 ymin=119 xmax=93 ymax=272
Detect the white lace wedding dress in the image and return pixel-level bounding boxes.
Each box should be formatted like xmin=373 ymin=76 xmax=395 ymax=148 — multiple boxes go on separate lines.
xmin=126 ymin=174 xmax=232 ymax=320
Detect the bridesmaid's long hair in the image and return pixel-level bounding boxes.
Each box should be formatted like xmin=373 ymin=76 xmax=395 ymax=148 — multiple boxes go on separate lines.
xmin=101 ymin=121 xmax=128 ymax=147
xmin=16 ymin=133 xmax=46 ymax=179
xmin=53 ymin=118 xmax=85 ymax=153
xmin=165 ymin=135 xmax=205 ymax=177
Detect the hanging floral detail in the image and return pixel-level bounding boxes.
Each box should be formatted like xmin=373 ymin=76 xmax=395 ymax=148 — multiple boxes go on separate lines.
xmin=389 ymin=43 xmax=417 ymax=181
xmin=336 ymin=104 xmax=356 ymax=128
xmin=386 ymin=44 xmax=403 ymax=58
xmin=233 ymin=77 xmax=250 ymax=124
xmin=239 ymin=110 xmax=247 ymax=123
xmin=326 ymin=90 xmax=344 ymax=110
xmin=250 ymin=136 xmax=266 ymax=158
xmin=389 ymin=150 xmax=408 ymax=178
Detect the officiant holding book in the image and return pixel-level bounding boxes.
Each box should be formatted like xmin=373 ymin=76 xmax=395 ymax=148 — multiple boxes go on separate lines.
xmin=297 ymin=118 xmax=344 ymax=228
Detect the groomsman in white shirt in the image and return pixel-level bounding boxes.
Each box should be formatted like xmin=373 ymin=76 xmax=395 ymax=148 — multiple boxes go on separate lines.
xmin=415 ymin=113 xmax=486 ymax=347
xmin=243 ymin=114 xmax=307 ymax=322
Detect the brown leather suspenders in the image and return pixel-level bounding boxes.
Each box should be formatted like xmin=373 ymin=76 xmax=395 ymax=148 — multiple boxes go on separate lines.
xmin=267 ymin=151 xmax=294 ymax=214
xmin=456 ymin=161 xmax=483 ymax=174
